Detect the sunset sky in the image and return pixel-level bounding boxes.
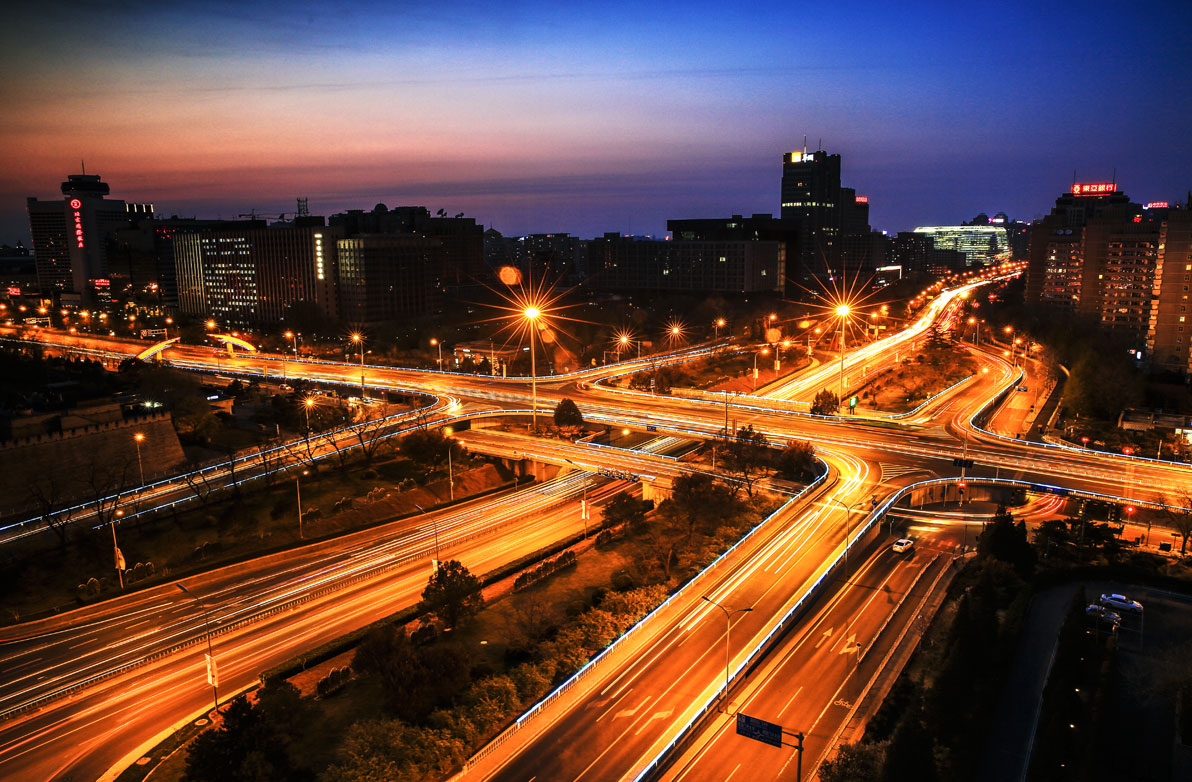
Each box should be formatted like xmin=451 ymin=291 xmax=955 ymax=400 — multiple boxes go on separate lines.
xmin=2 ymin=0 xmax=1189 ymax=244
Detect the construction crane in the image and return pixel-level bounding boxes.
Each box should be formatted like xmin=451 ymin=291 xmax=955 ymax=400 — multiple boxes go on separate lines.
xmin=239 ymin=198 xmax=310 ymax=222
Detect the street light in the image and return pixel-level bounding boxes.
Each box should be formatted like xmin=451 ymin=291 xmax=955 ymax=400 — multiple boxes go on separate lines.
xmin=133 ymin=432 xmax=146 ymax=488
xmin=753 ymin=347 xmax=770 ymax=391
xmin=835 ymin=304 xmax=851 ymax=406
xmin=296 ymin=468 xmax=310 ymax=538
xmin=303 ymin=396 xmax=316 ymax=441
xmin=430 ymin=337 xmax=443 ymax=371
xmin=413 ymin=503 xmax=442 ymax=567
xmin=715 ymin=317 xmax=726 ymax=340
xmin=351 ymin=333 xmax=365 ymax=398
xmin=524 ymin=306 xmax=541 ymax=429
xmin=830 ymin=495 xmax=863 ymax=582
xmin=176 ymin=583 xmax=220 ymax=716
xmin=700 ymin=595 xmax=752 ymax=713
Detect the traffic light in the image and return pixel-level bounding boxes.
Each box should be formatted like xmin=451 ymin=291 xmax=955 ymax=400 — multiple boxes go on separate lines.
xmin=957 ymin=481 xmax=966 ymax=494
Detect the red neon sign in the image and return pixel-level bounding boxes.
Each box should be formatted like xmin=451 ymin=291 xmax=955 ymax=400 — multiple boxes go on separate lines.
xmin=69 ymin=198 xmax=82 ymax=209
xmin=1144 ymin=201 xmax=1169 ymax=209
xmin=855 ymin=196 xmax=869 ymax=204
xmin=1071 ymin=183 xmax=1115 ymax=196
xmin=73 ymin=207 xmax=84 ymax=249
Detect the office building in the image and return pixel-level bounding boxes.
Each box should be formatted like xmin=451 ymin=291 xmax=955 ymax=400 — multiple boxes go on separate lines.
xmin=780 ymin=148 xmax=872 ymax=278
xmin=667 ymin=213 xmax=801 ymax=291
xmin=584 ymin=234 xmax=782 ymax=294
xmin=328 ymin=204 xmax=483 ymax=288
xmin=336 ymin=235 xmax=436 ymax=324
xmin=911 ymin=225 xmax=1009 ymax=266
xmin=26 ymin=172 xmax=152 ymax=303
xmin=175 ymin=221 xmax=341 ymax=327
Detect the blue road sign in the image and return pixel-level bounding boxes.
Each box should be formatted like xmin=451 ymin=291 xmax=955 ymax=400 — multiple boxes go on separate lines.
xmin=736 ymin=712 xmax=783 ymax=748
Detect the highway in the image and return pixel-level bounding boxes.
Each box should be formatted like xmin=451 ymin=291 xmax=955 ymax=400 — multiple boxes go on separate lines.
xmin=4 ymin=266 xmax=1192 ymax=782
xmin=658 ymin=493 xmax=1068 ymax=781
xmin=0 ymin=471 xmax=632 ymax=781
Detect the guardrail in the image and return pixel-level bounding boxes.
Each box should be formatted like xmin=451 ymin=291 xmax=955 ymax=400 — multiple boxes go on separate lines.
xmin=0 ymin=470 xmax=590 ymax=722
xmin=624 ymin=470 xmax=1179 ymax=781
xmin=457 ymin=460 xmax=833 ymax=772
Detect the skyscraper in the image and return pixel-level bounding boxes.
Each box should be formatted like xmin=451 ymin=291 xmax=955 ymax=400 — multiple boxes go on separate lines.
xmin=780 ymin=149 xmax=842 ymax=277
xmin=779 ymin=147 xmax=873 ymax=279
xmin=26 ymin=172 xmax=147 ymax=302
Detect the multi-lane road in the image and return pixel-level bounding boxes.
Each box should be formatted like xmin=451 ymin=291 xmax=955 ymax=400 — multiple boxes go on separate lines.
xmin=2 ymin=268 xmax=1191 ymax=781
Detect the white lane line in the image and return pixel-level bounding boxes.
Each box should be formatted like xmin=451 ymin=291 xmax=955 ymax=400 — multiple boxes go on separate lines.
xmin=779 ymin=685 xmax=804 ymax=716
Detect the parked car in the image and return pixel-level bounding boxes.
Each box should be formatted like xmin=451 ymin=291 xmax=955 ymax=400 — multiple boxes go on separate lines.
xmin=1016 ymin=385 xmax=1028 ymax=392
xmin=1085 ymin=604 xmax=1121 ymax=629
xmin=892 ymin=538 xmax=915 ymax=553
xmin=1099 ymin=593 xmax=1143 ymax=614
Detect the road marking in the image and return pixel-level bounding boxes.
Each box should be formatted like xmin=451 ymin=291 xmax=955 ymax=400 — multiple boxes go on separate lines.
xmin=614 ymin=696 xmax=652 ymax=720
xmin=836 ymin=633 xmax=857 ymax=654
xmin=635 ymin=709 xmax=674 ymax=735
xmin=815 ymin=627 xmax=834 ymax=649
xmin=726 ymin=763 xmax=742 ymax=780
xmin=780 ymin=685 xmax=804 ymax=716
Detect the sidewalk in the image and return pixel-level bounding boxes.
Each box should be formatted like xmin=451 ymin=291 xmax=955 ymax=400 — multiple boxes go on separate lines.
xmin=976 ymin=583 xmax=1079 ymax=782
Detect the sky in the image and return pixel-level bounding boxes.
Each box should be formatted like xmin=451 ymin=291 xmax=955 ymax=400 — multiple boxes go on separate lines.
xmin=1 ymin=0 xmax=1189 ymax=245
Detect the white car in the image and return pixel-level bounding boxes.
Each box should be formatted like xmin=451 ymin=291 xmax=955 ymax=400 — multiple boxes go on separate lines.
xmin=1099 ymin=593 xmax=1143 ymax=614
xmin=892 ymin=538 xmax=915 ymax=553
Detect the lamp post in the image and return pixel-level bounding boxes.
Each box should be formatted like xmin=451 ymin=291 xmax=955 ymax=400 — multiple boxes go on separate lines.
xmin=133 ymin=432 xmax=146 ymax=487
xmin=830 ymin=495 xmax=863 ymax=583
xmin=351 ymin=333 xmax=365 ymax=398
xmin=836 ymin=304 xmax=851 ymax=406
xmin=176 ymin=583 xmax=219 ymax=716
xmin=414 ymin=503 xmax=441 ymax=567
xmin=777 ymin=339 xmax=791 ymax=372
xmin=303 ymin=396 xmax=315 ymax=442
xmin=700 ymin=595 xmax=752 ymax=713
xmin=430 ymin=337 xmax=443 ymax=371
xmin=753 ymin=347 xmax=770 ymax=390
xmin=296 ymin=468 xmax=309 ymax=539
xmin=715 ymin=317 xmax=726 ymax=340
xmin=524 ymin=307 xmax=541 ymax=429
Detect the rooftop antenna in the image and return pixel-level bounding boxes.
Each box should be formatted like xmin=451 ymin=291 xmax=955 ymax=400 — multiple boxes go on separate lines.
xmin=1072 ymin=169 xmax=1077 ymax=187
xmin=297 ymin=197 xmax=309 ymax=217
xmin=802 ymin=135 xmax=807 ymax=156
xmin=81 ymin=159 xmax=86 ymax=175
xmin=1112 ymin=168 xmax=1116 ymax=189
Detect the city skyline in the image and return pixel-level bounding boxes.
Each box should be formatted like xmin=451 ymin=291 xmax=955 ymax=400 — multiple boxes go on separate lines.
xmin=3 ymin=0 xmax=1190 ymax=244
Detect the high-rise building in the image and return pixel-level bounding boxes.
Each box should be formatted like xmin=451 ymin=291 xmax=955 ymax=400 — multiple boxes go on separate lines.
xmin=1147 ymin=208 xmax=1192 ymax=373
xmin=779 ymin=148 xmax=875 ymax=279
xmin=1026 ymin=183 xmax=1139 ymax=309
xmin=174 ymin=221 xmax=340 ymax=327
xmin=26 ymin=172 xmax=151 ymax=302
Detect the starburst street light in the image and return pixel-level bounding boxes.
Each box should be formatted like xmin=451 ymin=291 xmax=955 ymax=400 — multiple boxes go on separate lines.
xmin=665 ymin=320 xmax=686 ymax=348
xmin=835 ymin=303 xmax=851 ymax=404
xmin=523 ymin=306 xmax=542 ymax=428
xmin=350 ymin=333 xmax=366 ymax=398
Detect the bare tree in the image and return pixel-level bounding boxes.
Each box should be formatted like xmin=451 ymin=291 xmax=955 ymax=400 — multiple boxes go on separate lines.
xmin=181 ymin=465 xmax=220 ymax=506
xmin=27 ymin=468 xmax=70 ymax=546
xmin=1158 ymin=488 xmax=1192 ymax=554
xmin=351 ymin=413 xmax=394 ymax=465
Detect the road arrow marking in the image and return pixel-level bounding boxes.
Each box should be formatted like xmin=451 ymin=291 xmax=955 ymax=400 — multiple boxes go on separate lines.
xmin=614 ymin=696 xmax=652 ymax=720
xmin=635 ymin=709 xmax=674 ymax=735
xmin=815 ymin=627 xmax=834 ymax=649
xmin=837 ymin=633 xmax=856 ymax=654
